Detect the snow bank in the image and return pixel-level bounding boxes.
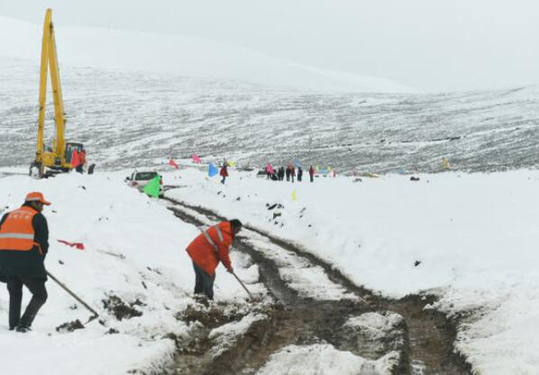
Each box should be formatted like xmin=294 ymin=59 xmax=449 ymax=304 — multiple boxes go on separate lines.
xmin=165 ymin=167 xmax=539 ymax=373
xmin=257 ymin=344 xmax=398 ymax=375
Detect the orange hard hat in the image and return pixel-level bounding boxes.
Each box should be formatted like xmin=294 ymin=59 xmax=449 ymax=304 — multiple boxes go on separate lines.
xmin=25 ymin=192 xmax=51 ymax=205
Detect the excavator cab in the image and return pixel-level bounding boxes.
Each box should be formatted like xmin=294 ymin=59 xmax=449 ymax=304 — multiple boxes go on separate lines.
xmin=64 ymin=142 xmax=84 ymax=164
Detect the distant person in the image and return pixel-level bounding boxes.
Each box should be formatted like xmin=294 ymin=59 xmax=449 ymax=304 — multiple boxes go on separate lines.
xmin=309 ymin=165 xmax=315 ymax=182
xmin=186 ymin=220 xmax=243 ymax=300
xmin=0 ymin=192 xmax=50 ymax=332
xmin=441 ymin=158 xmax=451 ymax=170
xmin=289 ymin=164 xmax=296 ymax=183
xmin=285 ymin=166 xmax=290 ymax=182
xmin=297 ymin=166 xmax=303 ymax=182
xmin=220 ymin=162 xmax=228 ymax=184
xmin=76 ymin=149 xmax=86 ymax=174
xmin=278 ymin=167 xmax=285 ymax=181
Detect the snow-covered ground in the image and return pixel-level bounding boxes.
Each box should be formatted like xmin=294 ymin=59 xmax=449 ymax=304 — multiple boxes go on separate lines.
xmin=162 ymin=166 xmax=539 ymax=374
xmin=1 ymin=166 xmax=539 ymax=373
xmin=0 ymin=170 xmax=259 ymax=374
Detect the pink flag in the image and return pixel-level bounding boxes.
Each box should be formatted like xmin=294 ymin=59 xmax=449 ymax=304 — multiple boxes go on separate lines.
xmin=192 ymin=154 xmax=202 ymax=164
xmin=266 ymin=163 xmax=274 ymax=174
xmin=169 ymin=158 xmax=179 ymax=169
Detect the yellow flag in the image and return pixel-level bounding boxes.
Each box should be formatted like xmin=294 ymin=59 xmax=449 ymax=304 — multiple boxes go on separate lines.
xmin=316 ymin=165 xmax=320 ymax=172
xmin=228 ymin=161 xmax=236 ymax=167
xmin=328 ymin=166 xmax=332 ymax=172
xmin=292 ymin=189 xmax=297 ymax=201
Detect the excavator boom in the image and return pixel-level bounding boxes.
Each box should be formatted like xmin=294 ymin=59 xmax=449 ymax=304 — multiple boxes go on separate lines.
xmin=33 ymin=9 xmax=85 ymax=177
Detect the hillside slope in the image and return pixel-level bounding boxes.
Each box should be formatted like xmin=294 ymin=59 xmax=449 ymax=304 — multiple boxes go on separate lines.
xmin=0 ymin=15 xmax=410 ymax=94
xmin=1 ymin=57 xmax=538 ymax=173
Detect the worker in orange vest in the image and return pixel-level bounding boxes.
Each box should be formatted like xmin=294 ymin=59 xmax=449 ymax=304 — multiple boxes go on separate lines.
xmin=186 ymin=220 xmax=242 ymax=300
xmin=0 ymin=192 xmax=50 ymax=332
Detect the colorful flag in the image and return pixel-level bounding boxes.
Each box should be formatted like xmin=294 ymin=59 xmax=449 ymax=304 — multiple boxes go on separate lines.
xmin=169 ymin=158 xmax=179 ymax=169
xmin=266 ymin=163 xmax=274 ymax=174
xmin=192 ymin=154 xmax=202 ymax=164
xmin=316 ymin=165 xmax=320 ymax=172
xmin=208 ymin=163 xmax=219 ymax=177
xmin=228 ymin=161 xmax=236 ymax=167
xmin=57 ymin=239 xmax=85 ymax=250
xmin=143 ymin=176 xmax=161 ymax=198
xmin=292 ymin=189 xmax=297 ymax=201
xmin=294 ymin=159 xmax=301 ymax=167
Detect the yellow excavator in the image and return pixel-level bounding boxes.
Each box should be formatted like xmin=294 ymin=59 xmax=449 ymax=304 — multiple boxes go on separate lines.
xmin=30 ymin=9 xmax=91 ymax=178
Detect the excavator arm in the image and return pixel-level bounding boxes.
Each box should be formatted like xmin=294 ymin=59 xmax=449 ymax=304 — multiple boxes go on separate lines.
xmin=33 ymin=9 xmax=83 ymax=177
xmin=35 ymin=9 xmax=51 ymax=165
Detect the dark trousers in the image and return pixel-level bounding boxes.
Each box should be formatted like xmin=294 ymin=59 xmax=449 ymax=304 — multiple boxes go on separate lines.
xmin=193 ymin=262 xmax=215 ymax=300
xmin=7 ymin=276 xmax=48 ymax=329
xmin=310 ymin=174 xmax=314 ymax=182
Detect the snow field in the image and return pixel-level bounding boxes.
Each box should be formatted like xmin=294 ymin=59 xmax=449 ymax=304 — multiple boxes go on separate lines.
xmin=2 ymin=166 xmax=539 ymax=373
xmin=164 ymin=166 xmax=539 ymax=374
xmin=0 ymin=170 xmax=255 ymax=374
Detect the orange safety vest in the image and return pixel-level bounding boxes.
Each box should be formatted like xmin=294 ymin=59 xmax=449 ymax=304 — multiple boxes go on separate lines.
xmin=186 ymin=222 xmax=233 ymax=275
xmin=0 ymin=206 xmax=39 ymax=252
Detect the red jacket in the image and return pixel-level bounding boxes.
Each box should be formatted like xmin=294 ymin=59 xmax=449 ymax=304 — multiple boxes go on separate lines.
xmin=186 ymin=222 xmax=233 ymax=275
xmin=220 ymin=165 xmax=228 ymax=177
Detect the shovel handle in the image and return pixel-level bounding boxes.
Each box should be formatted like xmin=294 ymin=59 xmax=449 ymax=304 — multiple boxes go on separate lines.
xmin=231 ymin=271 xmax=254 ymax=300
xmin=47 ymin=271 xmax=99 ymax=318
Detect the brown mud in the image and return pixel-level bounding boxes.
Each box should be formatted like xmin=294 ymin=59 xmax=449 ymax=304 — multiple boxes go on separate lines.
xmin=164 ymin=197 xmax=473 ymax=375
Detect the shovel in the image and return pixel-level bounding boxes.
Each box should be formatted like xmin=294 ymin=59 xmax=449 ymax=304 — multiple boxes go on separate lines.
xmin=47 ymin=271 xmax=99 ymax=324
xmin=231 ymin=271 xmax=256 ymax=301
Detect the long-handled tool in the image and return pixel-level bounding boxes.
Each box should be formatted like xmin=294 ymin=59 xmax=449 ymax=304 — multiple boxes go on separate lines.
xmin=231 ymin=271 xmax=255 ymax=300
xmin=47 ymin=271 xmax=99 ymax=323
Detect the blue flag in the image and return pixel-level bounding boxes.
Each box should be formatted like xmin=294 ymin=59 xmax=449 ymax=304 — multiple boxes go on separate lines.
xmin=208 ymin=163 xmax=219 ymax=177
xmin=294 ymin=159 xmax=301 ymax=167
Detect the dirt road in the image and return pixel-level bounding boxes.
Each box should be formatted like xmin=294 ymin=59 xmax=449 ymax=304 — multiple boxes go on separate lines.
xmin=164 ymin=197 xmax=472 ymax=375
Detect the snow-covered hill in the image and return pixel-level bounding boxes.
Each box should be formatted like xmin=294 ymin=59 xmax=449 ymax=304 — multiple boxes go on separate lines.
xmin=0 ymin=15 xmax=411 ymax=94
xmin=1 ymin=55 xmax=539 ymax=173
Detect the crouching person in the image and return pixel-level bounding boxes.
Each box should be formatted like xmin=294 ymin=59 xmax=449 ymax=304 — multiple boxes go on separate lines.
xmin=186 ymin=219 xmax=242 ymax=300
xmin=0 ymin=192 xmax=50 ymax=332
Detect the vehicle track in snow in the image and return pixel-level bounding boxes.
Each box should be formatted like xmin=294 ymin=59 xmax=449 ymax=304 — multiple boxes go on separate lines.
xmin=163 ymin=196 xmax=473 ymax=375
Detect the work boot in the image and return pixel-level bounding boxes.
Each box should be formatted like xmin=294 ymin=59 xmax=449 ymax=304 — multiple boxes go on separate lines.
xmin=193 ymin=294 xmax=210 ymax=307
xmin=15 ymin=325 xmax=31 ymax=333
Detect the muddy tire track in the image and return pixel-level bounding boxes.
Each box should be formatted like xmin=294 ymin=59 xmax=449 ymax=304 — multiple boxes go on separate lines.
xmin=164 ymin=197 xmax=473 ymax=375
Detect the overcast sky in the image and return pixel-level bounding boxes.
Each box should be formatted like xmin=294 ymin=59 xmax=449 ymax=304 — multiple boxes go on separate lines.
xmin=1 ymin=0 xmax=538 ymax=92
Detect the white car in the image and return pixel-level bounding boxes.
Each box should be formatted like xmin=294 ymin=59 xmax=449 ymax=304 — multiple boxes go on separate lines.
xmin=126 ymin=170 xmax=164 ymax=198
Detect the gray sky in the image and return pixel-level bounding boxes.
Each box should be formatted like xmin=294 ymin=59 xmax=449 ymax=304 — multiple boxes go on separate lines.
xmin=1 ymin=0 xmax=538 ymax=92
